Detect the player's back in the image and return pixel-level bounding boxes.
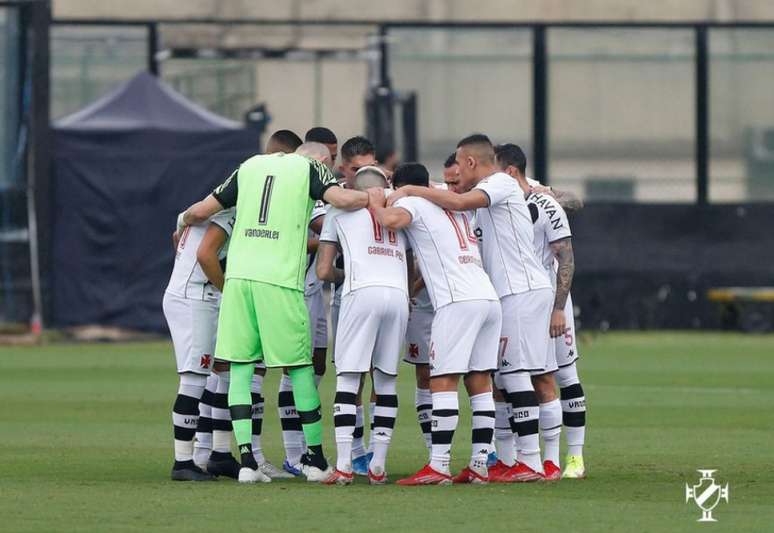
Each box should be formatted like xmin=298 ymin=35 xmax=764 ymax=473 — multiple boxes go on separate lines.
xmin=322 ymin=207 xmax=408 ymax=297
xmin=394 ymin=195 xmax=497 ymax=310
xmin=226 ymin=152 xmax=318 ymax=291
xmin=474 ymin=172 xmax=552 ymax=296
xmin=527 ymin=191 xmax=572 ymax=275
xmin=166 ymin=209 xmax=234 ymax=301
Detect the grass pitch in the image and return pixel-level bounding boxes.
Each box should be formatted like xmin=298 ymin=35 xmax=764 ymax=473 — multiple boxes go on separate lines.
xmin=1 ymin=332 xmax=772 ymax=532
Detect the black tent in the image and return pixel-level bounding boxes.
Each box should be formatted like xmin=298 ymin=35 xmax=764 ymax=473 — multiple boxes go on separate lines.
xmin=52 ymin=71 xmax=259 ymax=331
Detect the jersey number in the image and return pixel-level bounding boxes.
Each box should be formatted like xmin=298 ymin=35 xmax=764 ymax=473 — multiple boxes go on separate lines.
xmin=258 ymin=175 xmax=275 ymax=225
xmin=369 ymin=211 xmax=398 ymax=245
xmin=443 ymin=209 xmax=477 ymax=251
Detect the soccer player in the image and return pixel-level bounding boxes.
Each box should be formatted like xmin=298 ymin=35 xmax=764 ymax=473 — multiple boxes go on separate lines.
xmin=177 ymin=150 xmax=370 ymax=483
xmin=316 ymin=166 xmax=409 ymax=485
xmin=163 ymin=208 xmax=235 ymax=481
xmin=402 ymin=155 xmax=457 ymax=457
xmin=496 ymin=143 xmax=586 ymax=479
xmin=388 ymin=135 xmax=554 ymax=482
xmin=274 ymin=142 xmax=335 ymax=476
xmin=265 ymin=129 xmax=303 ymax=154
xmin=371 ymin=162 xmax=501 ymax=485
xmin=195 ymin=212 xmax=292 ymax=480
xmin=332 ymin=135 xmax=379 ymax=475
xmin=305 ymin=127 xmax=338 ymax=167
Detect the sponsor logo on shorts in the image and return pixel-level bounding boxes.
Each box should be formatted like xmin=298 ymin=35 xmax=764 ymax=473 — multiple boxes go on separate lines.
xmin=408 ymin=344 xmax=419 ymax=358
xmin=200 ymin=354 xmax=212 ymax=368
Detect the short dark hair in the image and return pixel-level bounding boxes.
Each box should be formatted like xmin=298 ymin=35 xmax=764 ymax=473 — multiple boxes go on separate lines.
xmin=457 ymin=133 xmax=493 ymax=149
xmin=376 ymin=146 xmax=395 ymax=164
xmin=305 ymin=127 xmax=337 ymax=145
xmin=443 ymin=152 xmax=457 ymax=168
xmin=494 ymin=143 xmax=527 ymax=175
xmin=341 ymin=136 xmax=375 ymax=162
xmin=392 ymin=162 xmax=429 ymax=188
xmin=269 ymin=129 xmax=303 ymax=152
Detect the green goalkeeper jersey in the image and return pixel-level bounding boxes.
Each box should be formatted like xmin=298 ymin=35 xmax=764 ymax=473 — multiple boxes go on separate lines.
xmin=212 ymin=152 xmax=337 ymax=291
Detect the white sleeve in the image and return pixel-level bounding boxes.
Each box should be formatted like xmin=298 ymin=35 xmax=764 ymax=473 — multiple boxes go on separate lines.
xmin=319 ymin=207 xmax=340 ymax=243
xmin=474 ymin=174 xmax=511 ymax=206
xmin=310 ymin=200 xmax=326 ymax=222
xmin=545 ymin=203 xmax=572 ymax=243
xmin=393 ymin=196 xmax=420 ymax=223
xmin=209 ymin=208 xmax=235 ymax=238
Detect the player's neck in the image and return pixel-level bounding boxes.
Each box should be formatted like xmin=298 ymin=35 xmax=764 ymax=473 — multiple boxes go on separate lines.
xmin=476 ymin=164 xmax=499 ymax=182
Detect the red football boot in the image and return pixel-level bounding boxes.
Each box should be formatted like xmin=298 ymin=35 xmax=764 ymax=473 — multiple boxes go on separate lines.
xmin=321 ymin=469 xmax=354 ymax=485
xmin=368 ymin=468 xmax=387 ymax=485
xmin=396 ymin=465 xmax=453 ymax=486
xmin=487 ymin=460 xmax=512 ymax=482
xmin=452 ymin=465 xmax=488 ymax=484
xmin=499 ymin=462 xmax=544 ymax=483
xmin=543 ymin=460 xmax=561 ymax=481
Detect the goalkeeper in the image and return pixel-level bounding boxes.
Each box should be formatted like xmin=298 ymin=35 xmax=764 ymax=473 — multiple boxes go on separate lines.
xmin=178 ymin=148 xmax=369 ymax=483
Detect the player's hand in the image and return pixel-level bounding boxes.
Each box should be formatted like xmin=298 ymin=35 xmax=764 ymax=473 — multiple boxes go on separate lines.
xmin=172 ymin=230 xmax=180 ymax=250
xmin=549 ymin=308 xmax=566 ymax=338
xmin=366 ymin=187 xmax=386 ymax=208
xmin=386 ymin=187 xmax=408 ymax=207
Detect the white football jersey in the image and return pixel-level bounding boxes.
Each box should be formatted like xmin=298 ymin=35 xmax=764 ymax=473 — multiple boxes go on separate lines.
xmin=526 ymin=176 xmax=541 ymax=188
xmin=394 ymin=196 xmax=497 ymax=310
xmin=474 ymin=172 xmax=552 ymax=297
xmin=304 ymin=201 xmax=327 ymax=296
xmin=527 ymin=191 xmax=572 ymax=274
xmin=165 ymin=208 xmax=235 ymax=301
xmin=320 ymin=207 xmax=409 ymax=298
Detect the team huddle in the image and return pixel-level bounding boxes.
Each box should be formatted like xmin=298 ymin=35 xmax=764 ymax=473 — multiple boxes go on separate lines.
xmin=164 ymin=126 xmax=587 ymax=485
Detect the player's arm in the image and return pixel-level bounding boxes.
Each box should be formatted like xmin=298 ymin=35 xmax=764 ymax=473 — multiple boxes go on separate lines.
xmin=323 ymin=186 xmax=368 ymax=210
xmin=178 ymin=170 xmax=238 ymax=232
xmin=387 ymin=185 xmax=489 ymax=211
xmin=367 ymin=187 xmax=412 ymax=230
xmin=531 ymin=184 xmax=584 ymax=213
xmin=548 ymin=237 xmax=575 ymax=338
xmin=315 ymin=242 xmax=344 ymax=284
xmin=196 ymin=223 xmax=229 ymax=292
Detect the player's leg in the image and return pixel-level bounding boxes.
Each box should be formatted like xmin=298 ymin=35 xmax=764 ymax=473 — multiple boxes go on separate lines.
xmin=325 ymin=371 xmax=360 ymax=484
xmin=492 ymin=373 xmax=515 ymax=472
xmin=278 ymin=371 xmax=305 ymax=475
xmin=368 ymin=289 xmax=406 ymax=483
xmin=532 ymin=372 xmax=562 ymax=480
xmin=214 ymin=279 xmax=270 ymax=483
xmin=163 ymin=293 xmax=213 ymax=481
xmin=557 ymin=361 xmax=586 ymax=478
xmin=256 ymin=281 xmax=330 ymax=481
xmin=193 ymin=372 xmax=217 ymax=470
xmin=555 ymin=294 xmax=586 ymax=478
xmin=405 ymin=307 xmax=433 ymax=458
xmin=251 ymin=365 xmax=293 ymax=479
xmin=415 ymin=365 xmax=432 ymax=457
xmin=398 ymin=302 xmax=475 ymax=485
xmin=455 ymin=299 xmax=500 ymax=484
xmin=350 ymin=377 xmax=368 ymax=475
xmin=206 ymin=363 xmax=242 ymax=478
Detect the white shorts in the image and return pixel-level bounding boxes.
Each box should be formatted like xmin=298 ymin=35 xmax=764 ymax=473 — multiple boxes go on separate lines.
xmin=429 ymin=299 xmax=502 ymax=377
xmin=334 ymin=286 xmax=409 ymax=375
xmin=163 ymin=292 xmax=218 ymax=375
xmin=404 ymin=307 xmax=433 ymax=365
xmin=305 ymin=290 xmax=328 ymax=350
xmin=330 ymin=294 xmax=341 ymax=361
xmin=499 ymin=288 xmax=554 ymax=374
xmin=555 ymin=293 xmax=580 ymax=368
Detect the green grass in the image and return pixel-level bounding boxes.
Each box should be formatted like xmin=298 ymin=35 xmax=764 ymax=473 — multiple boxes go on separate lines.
xmin=1 ymin=332 xmax=773 ymax=532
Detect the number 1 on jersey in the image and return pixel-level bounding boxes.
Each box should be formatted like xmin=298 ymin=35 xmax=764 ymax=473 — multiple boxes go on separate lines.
xmin=258 ymin=175 xmax=275 ymax=225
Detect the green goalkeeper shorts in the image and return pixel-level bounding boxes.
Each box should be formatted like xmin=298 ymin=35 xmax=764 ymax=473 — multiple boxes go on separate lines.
xmin=215 ymin=278 xmax=311 ymax=367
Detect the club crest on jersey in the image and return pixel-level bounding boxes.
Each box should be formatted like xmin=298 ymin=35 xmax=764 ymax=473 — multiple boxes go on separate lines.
xmin=408 ymin=344 xmax=419 ymax=358
xmin=685 ymin=470 xmax=729 ymax=522
xmin=200 ymin=354 xmax=212 ymax=368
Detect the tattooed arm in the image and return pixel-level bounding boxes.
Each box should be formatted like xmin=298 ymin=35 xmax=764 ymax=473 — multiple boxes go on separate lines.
xmin=531 ymin=184 xmax=584 ymax=213
xmin=548 ymin=237 xmax=575 ymax=338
